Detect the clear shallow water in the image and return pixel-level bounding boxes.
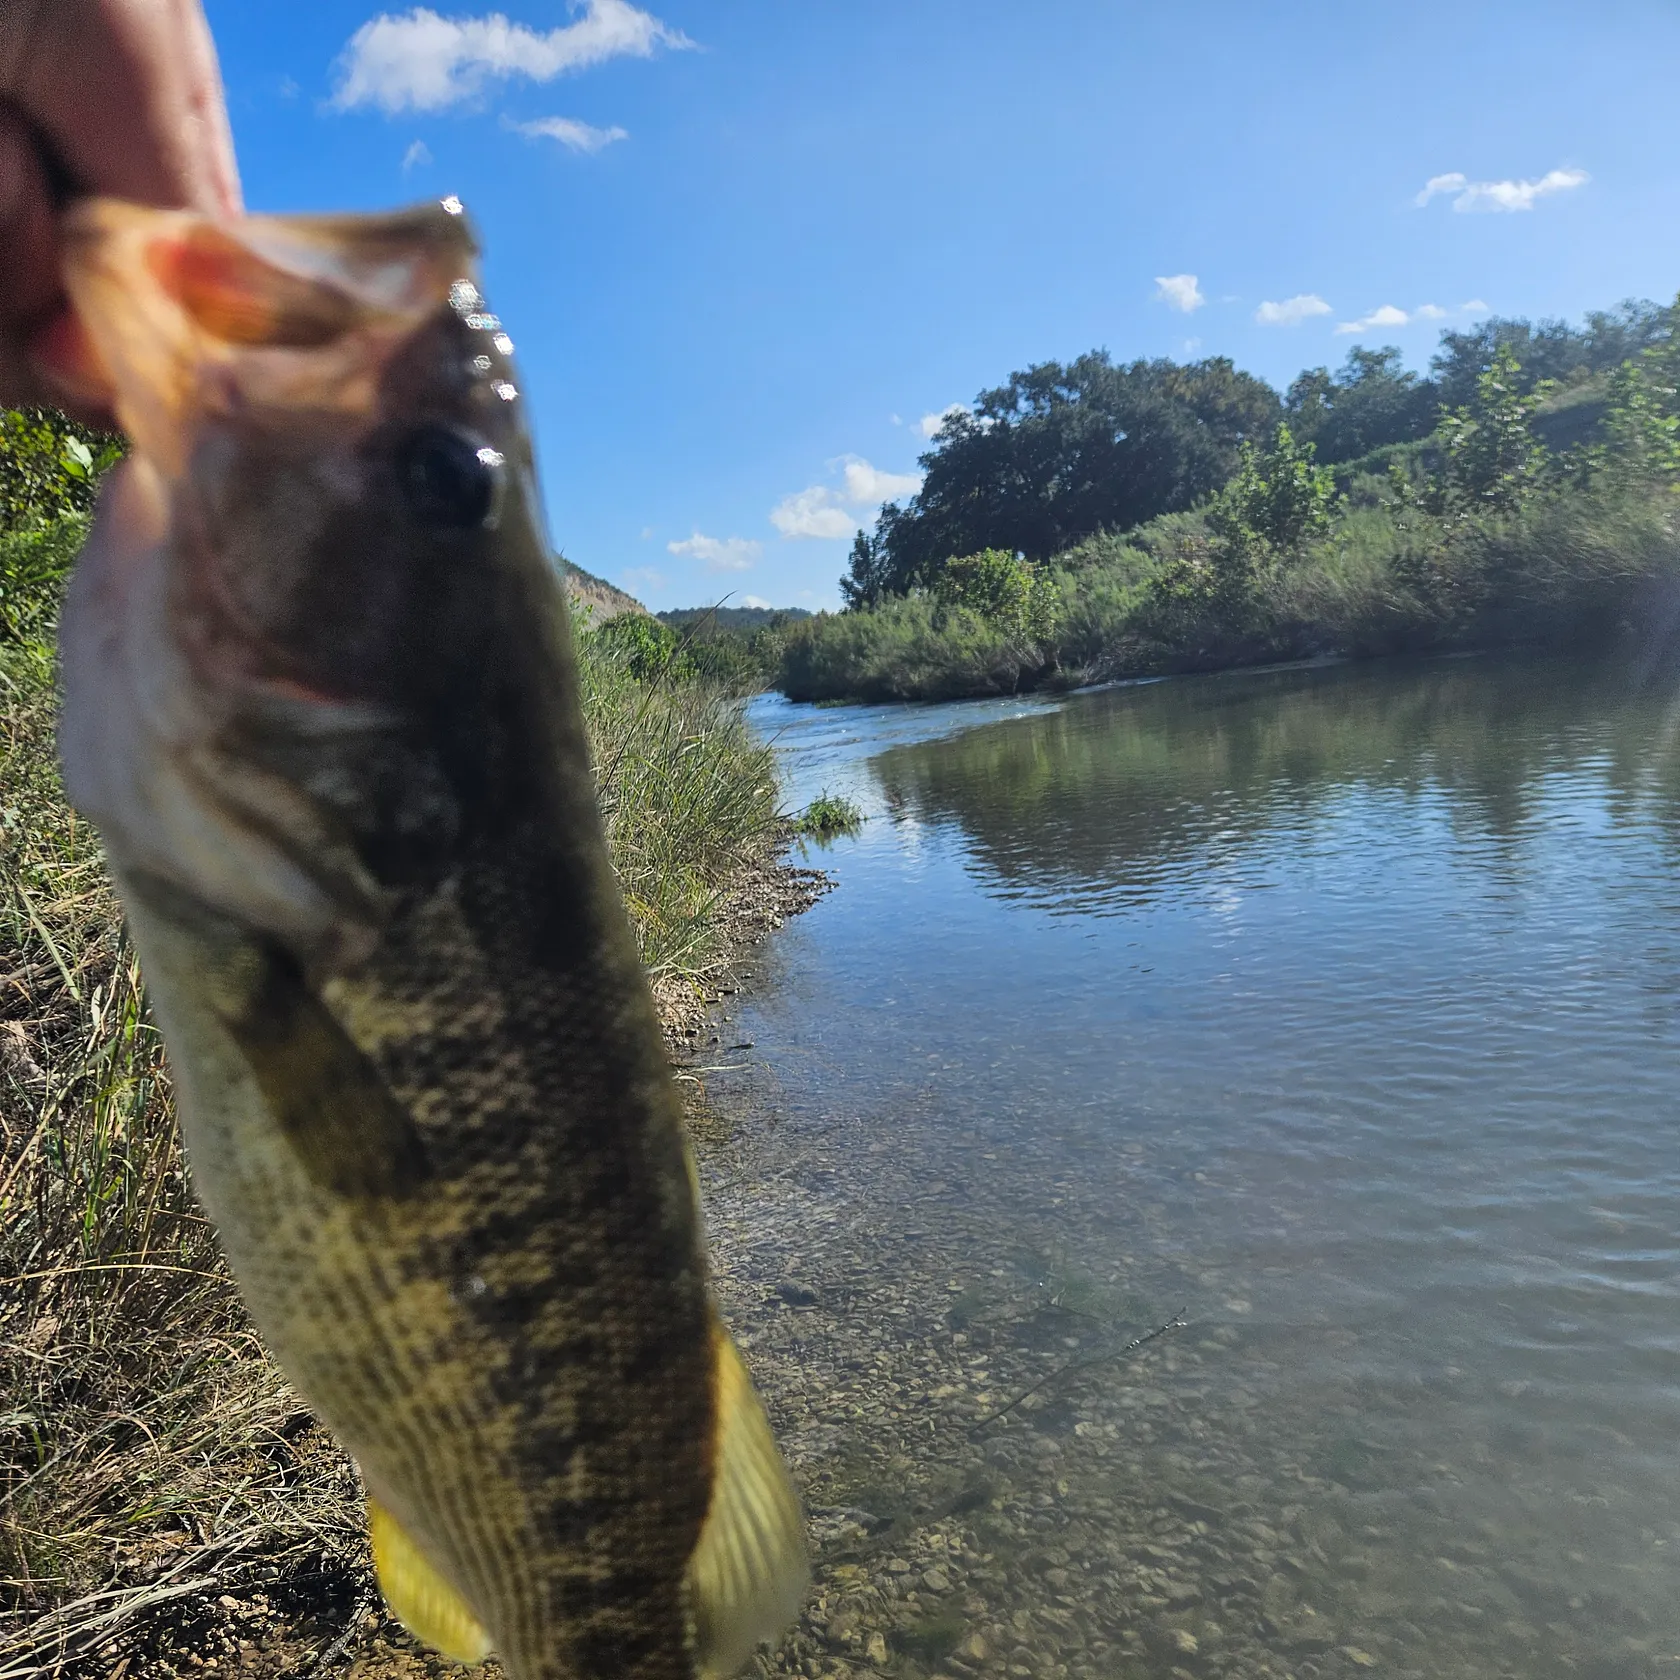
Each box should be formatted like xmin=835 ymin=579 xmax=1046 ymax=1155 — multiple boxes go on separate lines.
xmin=712 ymin=657 xmax=1680 ymax=1680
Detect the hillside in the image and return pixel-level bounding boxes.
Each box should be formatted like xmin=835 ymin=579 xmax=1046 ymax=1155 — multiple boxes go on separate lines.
xmin=562 ymin=556 xmax=647 ymax=621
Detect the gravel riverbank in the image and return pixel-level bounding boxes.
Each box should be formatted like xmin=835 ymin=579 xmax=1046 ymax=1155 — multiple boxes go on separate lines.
xmin=694 ymin=1037 xmax=1669 ymax=1680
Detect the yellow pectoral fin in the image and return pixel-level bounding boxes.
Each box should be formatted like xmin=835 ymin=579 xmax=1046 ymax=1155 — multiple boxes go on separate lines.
xmin=687 ymin=1327 xmax=810 ymax=1680
xmin=368 ymin=1495 xmax=493 ymax=1665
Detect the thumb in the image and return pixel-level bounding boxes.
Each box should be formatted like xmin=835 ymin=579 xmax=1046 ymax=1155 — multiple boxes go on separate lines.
xmin=0 ymin=107 xmax=61 ymax=406
xmin=0 ymin=108 xmax=115 ymax=425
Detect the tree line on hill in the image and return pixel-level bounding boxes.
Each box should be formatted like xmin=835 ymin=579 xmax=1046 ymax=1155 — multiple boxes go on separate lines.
xmin=840 ymin=299 xmax=1673 ymax=610
xmin=771 ymin=293 xmax=1680 ymax=703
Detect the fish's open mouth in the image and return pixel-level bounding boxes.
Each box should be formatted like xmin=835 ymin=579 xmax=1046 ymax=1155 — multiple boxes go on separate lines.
xmin=61 ymin=198 xmax=480 ymax=478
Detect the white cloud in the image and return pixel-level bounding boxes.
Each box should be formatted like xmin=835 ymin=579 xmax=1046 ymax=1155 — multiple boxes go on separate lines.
xmin=401 ymin=138 xmax=432 ymax=170
xmin=1414 ymin=172 xmax=1466 ymax=206
xmin=1335 ymin=299 xmax=1492 ymax=335
xmin=1335 ymin=303 xmax=1411 ymax=335
xmin=917 ymin=403 xmax=965 ymax=439
xmin=1154 ymin=273 xmax=1205 ymax=313
xmin=769 ymin=488 xmax=854 ymax=540
xmin=667 ymin=532 xmax=761 ymax=572
xmin=840 ymin=457 xmax=921 ymax=503
xmin=332 ymin=2 xmax=691 ymax=114
xmin=1256 ymin=294 xmax=1332 ymax=326
xmin=741 ymin=595 xmax=771 ymax=609
xmin=1415 ymin=167 xmax=1589 ymax=213
xmin=620 ymin=565 xmax=665 ymax=592
xmin=771 ymin=455 xmax=924 ymax=540
xmin=504 ymin=114 xmax=627 ymax=152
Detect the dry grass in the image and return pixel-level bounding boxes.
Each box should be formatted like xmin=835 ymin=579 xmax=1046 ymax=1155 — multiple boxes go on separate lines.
xmin=0 ymin=651 xmax=371 ymax=1676
xmin=0 ymin=533 xmax=787 ymax=1675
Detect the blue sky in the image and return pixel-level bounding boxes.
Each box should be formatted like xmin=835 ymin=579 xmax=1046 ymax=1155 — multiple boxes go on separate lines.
xmin=204 ymin=0 xmax=1680 ymax=611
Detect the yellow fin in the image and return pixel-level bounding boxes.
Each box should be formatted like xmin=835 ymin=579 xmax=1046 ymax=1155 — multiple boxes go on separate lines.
xmin=368 ymin=1495 xmax=493 ymax=1665
xmin=688 ymin=1327 xmax=809 ymax=1680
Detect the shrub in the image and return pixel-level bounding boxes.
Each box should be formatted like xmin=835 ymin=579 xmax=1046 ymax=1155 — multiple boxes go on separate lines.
xmin=779 ymin=594 xmax=1048 ymax=703
xmin=793 ymin=791 xmax=864 ymax=841
xmin=0 ymin=408 xmax=122 ymax=530
xmin=934 ymin=548 xmax=1058 ymax=644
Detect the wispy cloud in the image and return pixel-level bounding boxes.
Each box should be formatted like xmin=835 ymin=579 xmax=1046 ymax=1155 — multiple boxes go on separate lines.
xmin=1335 ymin=299 xmax=1491 ymax=335
xmin=667 ymin=532 xmax=761 ymax=572
xmin=1335 ymin=303 xmax=1410 ymax=335
xmin=771 ymin=455 xmax=924 ymax=540
xmin=332 ymin=2 xmax=691 ymax=114
xmin=741 ymin=595 xmax=771 ymax=609
xmin=620 ymin=565 xmax=665 ymax=593
xmin=1154 ymin=273 xmax=1205 ymax=314
xmin=401 ymin=138 xmax=432 ymax=171
xmin=1415 ymin=168 xmax=1589 ymax=213
xmin=1256 ymin=294 xmax=1332 ymax=326
xmin=504 ymin=114 xmax=627 ymax=153
xmin=917 ymin=404 xmax=965 ymax=440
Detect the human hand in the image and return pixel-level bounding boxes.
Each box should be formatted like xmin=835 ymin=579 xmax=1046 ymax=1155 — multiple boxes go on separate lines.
xmin=0 ymin=0 xmax=240 ymax=421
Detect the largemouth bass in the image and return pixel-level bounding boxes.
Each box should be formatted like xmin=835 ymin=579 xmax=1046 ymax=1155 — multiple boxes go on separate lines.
xmin=54 ymin=198 xmax=806 ymax=1680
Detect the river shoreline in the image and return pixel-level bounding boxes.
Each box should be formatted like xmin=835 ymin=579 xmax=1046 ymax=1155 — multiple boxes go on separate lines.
xmin=688 ymin=656 xmax=1680 ymax=1680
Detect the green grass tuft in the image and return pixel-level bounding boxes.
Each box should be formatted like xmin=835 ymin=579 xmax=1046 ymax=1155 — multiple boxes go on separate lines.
xmin=793 ymin=791 xmax=864 ymax=842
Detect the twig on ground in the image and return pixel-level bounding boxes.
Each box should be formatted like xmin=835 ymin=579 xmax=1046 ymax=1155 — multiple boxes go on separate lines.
xmin=968 ymin=1309 xmax=1187 ymax=1433
xmin=308 ymin=1584 xmax=378 ymax=1676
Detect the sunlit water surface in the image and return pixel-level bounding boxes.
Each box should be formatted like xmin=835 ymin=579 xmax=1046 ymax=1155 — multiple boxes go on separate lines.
xmin=708 ymin=656 xmax=1680 ymax=1680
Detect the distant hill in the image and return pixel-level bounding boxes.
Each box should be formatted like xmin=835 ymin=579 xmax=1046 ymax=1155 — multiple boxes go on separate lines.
xmin=562 ymin=558 xmax=647 ymax=622
xmin=657 ymin=605 xmax=813 ymax=634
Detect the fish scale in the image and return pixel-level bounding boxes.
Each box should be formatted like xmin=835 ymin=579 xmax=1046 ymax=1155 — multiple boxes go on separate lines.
xmin=56 ymin=196 xmax=807 ymax=1680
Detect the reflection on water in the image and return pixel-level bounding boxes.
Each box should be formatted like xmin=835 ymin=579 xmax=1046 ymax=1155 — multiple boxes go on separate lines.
xmin=706 ymin=656 xmax=1680 ymax=1680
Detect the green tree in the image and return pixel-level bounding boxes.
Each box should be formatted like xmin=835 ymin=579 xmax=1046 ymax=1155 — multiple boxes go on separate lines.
xmin=1140 ymin=424 xmax=1336 ymax=647
xmin=589 ymin=611 xmax=693 ymax=682
xmin=1431 ymin=344 xmax=1548 ymax=516
xmin=1596 ymin=357 xmax=1680 ymax=487
xmin=1638 ymin=293 xmax=1680 ymax=420
xmin=933 ymin=548 xmax=1057 ymax=643
xmin=860 ymin=350 xmax=1281 ymax=595
xmin=1285 ymin=347 xmax=1438 ymax=464
xmin=1431 ymin=300 xmax=1670 ymax=410
xmin=840 ymin=528 xmax=887 ymax=610
xmin=1209 ymin=423 xmax=1336 ymax=557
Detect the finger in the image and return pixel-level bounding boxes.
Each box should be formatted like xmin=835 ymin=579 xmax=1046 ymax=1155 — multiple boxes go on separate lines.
xmin=165 ymin=0 xmax=242 ymax=213
xmin=2 ymin=0 xmax=240 ymax=214
xmin=0 ymin=102 xmax=72 ymax=411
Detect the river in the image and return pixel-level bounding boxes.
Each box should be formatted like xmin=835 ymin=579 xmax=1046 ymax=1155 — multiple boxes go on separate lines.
xmin=699 ymin=652 xmax=1680 ymax=1680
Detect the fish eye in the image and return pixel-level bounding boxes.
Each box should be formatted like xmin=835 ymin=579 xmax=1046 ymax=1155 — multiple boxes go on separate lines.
xmin=395 ymin=425 xmax=503 ymax=530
